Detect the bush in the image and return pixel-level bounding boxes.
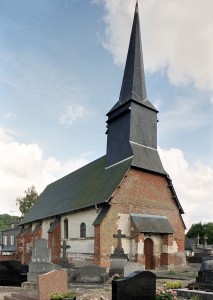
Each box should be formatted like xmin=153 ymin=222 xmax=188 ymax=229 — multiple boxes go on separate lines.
xmin=166 ymin=281 xmax=182 ymax=289
xmin=156 ymin=287 xmax=177 ymax=300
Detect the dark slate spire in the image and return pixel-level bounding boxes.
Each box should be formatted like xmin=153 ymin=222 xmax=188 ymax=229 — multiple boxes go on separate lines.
xmin=106 ymin=1 xmax=166 ymax=175
xmin=109 ymin=1 xmax=157 ymax=114
xmin=120 ymin=1 xmax=147 ymax=102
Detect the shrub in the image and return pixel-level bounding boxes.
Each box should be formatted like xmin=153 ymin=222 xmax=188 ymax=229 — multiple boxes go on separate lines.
xmin=166 ymin=281 xmax=182 ymax=289
xmin=156 ymin=287 xmax=177 ymax=300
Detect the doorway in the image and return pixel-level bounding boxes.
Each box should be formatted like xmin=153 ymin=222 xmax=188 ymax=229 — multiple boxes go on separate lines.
xmin=144 ymin=238 xmax=154 ymax=269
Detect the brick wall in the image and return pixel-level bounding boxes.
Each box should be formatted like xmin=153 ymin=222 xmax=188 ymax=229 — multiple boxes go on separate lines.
xmin=97 ymin=167 xmax=186 ymax=269
xmin=48 ymin=222 xmax=61 ymax=264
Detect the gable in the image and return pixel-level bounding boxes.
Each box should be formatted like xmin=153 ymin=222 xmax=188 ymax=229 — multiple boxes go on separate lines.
xmin=21 ymin=156 xmax=132 ymax=224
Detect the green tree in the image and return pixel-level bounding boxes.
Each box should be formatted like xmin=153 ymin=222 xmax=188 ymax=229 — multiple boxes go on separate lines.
xmin=0 ymin=214 xmax=12 ymax=231
xmin=16 ymin=186 xmax=39 ymax=216
xmin=186 ymin=222 xmax=213 ymax=244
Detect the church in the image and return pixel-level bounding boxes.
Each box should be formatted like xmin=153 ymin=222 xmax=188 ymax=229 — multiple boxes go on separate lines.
xmin=17 ymin=2 xmax=186 ymax=270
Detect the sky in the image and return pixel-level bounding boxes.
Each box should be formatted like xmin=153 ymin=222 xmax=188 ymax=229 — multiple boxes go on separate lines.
xmin=0 ymin=0 xmax=213 ymax=230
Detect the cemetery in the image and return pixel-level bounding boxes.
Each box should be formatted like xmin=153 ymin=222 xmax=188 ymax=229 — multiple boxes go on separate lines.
xmin=0 ymin=1 xmax=211 ymax=300
xmin=2 ymin=228 xmax=213 ymax=299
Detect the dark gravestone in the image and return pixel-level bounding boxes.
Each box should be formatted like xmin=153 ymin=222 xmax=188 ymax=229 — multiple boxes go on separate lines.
xmin=112 ymin=271 xmax=156 ymax=300
xmin=0 ymin=260 xmax=28 ymax=286
xmin=196 ymin=257 xmax=213 ymax=290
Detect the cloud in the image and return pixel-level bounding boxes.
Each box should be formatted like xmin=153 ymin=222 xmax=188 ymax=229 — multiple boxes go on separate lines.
xmin=96 ymin=0 xmax=213 ymax=90
xmin=0 ymin=128 xmax=88 ymax=215
xmin=159 ymin=147 xmax=213 ymax=230
xmin=59 ymin=103 xmax=88 ymax=125
xmin=1 ymin=128 xmax=212 ymax=231
xmin=158 ymin=95 xmax=209 ymax=135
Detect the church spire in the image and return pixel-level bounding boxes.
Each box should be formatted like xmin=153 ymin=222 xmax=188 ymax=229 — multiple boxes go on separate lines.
xmin=108 ymin=1 xmax=156 ymax=114
xmin=119 ymin=0 xmax=147 ymax=103
xmin=106 ymin=1 xmax=165 ymax=175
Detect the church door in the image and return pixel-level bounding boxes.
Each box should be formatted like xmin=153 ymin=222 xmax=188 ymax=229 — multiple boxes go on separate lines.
xmin=144 ymin=238 xmax=154 ymax=269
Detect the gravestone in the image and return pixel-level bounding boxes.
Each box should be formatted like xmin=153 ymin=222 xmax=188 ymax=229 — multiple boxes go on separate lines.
xmin=60 ymin=240 xmax=74 ymax=268
xmin=76 ymin=265 xmax=109 ymax=283
xmin=112 ymin=271 xmax=156 ymax=300
xmin=109 ymin=229 xmax=128 ymax=276
xmin=124 ymin=262 xmax=144 ymax=277
xmin=27 ymin=239 xmax=60 ymax=282
xmin=38 ymin=270 xmax=68 ymax=300
xmin=196 ymin=257 xmax=213 ymax=291
xmin=6 ymin=269 xmax=68 ymax=300
xmin=0 ymin=260 xmax=28 ymax=286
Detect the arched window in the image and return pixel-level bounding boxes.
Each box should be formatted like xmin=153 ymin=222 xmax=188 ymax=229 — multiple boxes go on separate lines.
xmin=64 ymin=219 xmax=69 ymax=239
xmin=80 ymin=222 xmax=86 ymax=238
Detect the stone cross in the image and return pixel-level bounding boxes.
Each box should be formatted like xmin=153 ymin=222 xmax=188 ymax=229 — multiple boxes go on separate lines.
xmin=204 ymin=234 xmax=208 ymax=248
xmin=61 ymin=240 xmax=71 ymax=260
xmin=196 ymin=234 xmax=200 ymax=246
xmin=113 ymin=229 xmax=126 ymax=255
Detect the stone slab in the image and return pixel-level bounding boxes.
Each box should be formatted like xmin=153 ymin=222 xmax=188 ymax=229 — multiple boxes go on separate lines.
xmin=109 ymin=256 xmax=128 ymax=276
xmin=38 ymin=270 xmax=68 ymax=300
xmin=31 ymin=239 xmax=51 ymax=263
xmin=76 ymin=265 xmax=109 ymax=283
xmin=27 ymin=262 xmax=60 ymax=282
xmin=124 ymin=262 xmax=144 ymax=277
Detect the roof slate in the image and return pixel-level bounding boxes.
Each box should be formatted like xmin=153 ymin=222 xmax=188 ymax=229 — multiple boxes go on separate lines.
xmin=21 ymin=156 xmax=132 ymax=224
xmin=131 ymin=213 xmax=174 ymax=234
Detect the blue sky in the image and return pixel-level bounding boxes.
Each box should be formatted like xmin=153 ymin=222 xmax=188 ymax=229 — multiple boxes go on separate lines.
xmin=0 ymin=0 xmax=213 ymax=229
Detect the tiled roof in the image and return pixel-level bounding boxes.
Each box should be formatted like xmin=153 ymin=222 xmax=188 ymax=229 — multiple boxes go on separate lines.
xmin=21 ymin=156 xmax=132 ymax=224
xmin=131 ymin=213 xmax=174 ymax=234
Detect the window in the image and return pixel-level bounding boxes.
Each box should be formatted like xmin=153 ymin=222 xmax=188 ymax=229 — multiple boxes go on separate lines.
xmin=3 ymin=235 xmax=8 ymax=246
xmin=10 ymin=234 xmax=15 ymax=246
xmin=80 ymin=222 xmax=86 ymax=238
xmin=64 ymin=219 xmax=69 ymax=239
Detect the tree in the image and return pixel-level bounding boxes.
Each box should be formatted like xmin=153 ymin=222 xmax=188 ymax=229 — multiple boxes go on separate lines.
xmin=186 ymin=222 xmax=213 ymax=244
xmin=0 ymin=214 xmax=20 ymax=231
xmin=0 ymin=214 xmax=12 ymax=231
xmin=16 ymin=186 xmax=39 ymax=216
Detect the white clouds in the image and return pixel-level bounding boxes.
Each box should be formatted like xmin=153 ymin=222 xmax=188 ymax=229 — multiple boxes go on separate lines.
xmin=158 ymin=95 xmax=208 ymax=135
xmin=159 ymin=147 xmax=213 ymax=230
xmin=1 ymin=126 xmax=212 ymax=230
xmin=97 ymin=0 xmax=213 ymax=90
xmin=60 ymin=103 xmax=88 ymax=125
xmin=0 ymin=128 xmax=88 ymax=215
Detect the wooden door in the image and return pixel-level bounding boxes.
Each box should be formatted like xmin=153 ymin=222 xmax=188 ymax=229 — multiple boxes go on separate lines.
xmin=144 ymin=238 xmax=154 ymax=270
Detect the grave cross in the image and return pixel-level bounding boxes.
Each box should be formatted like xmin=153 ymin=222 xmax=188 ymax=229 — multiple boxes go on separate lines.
xmin=196 ymin=234 xmax=200 ymax=246
xmin=113 ymin=229 xmax=126 ymax=255
xmin=61 ymin=240 xmax=71 ymax=260
xmin=204 ymin=234 xmax=208 ymax=248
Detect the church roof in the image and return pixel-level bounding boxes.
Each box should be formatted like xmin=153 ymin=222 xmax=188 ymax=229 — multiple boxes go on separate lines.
xmin=20 ymin=156 xmax=132 ymax=224
xmin=108 ymin=1 xmax=157 ymax=115
xmin=131 ymin=213 xmax=174 ymax=234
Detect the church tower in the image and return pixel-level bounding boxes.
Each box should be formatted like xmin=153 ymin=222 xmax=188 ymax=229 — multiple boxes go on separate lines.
xmin=106 ymin=2 xmax=165 ymax=175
